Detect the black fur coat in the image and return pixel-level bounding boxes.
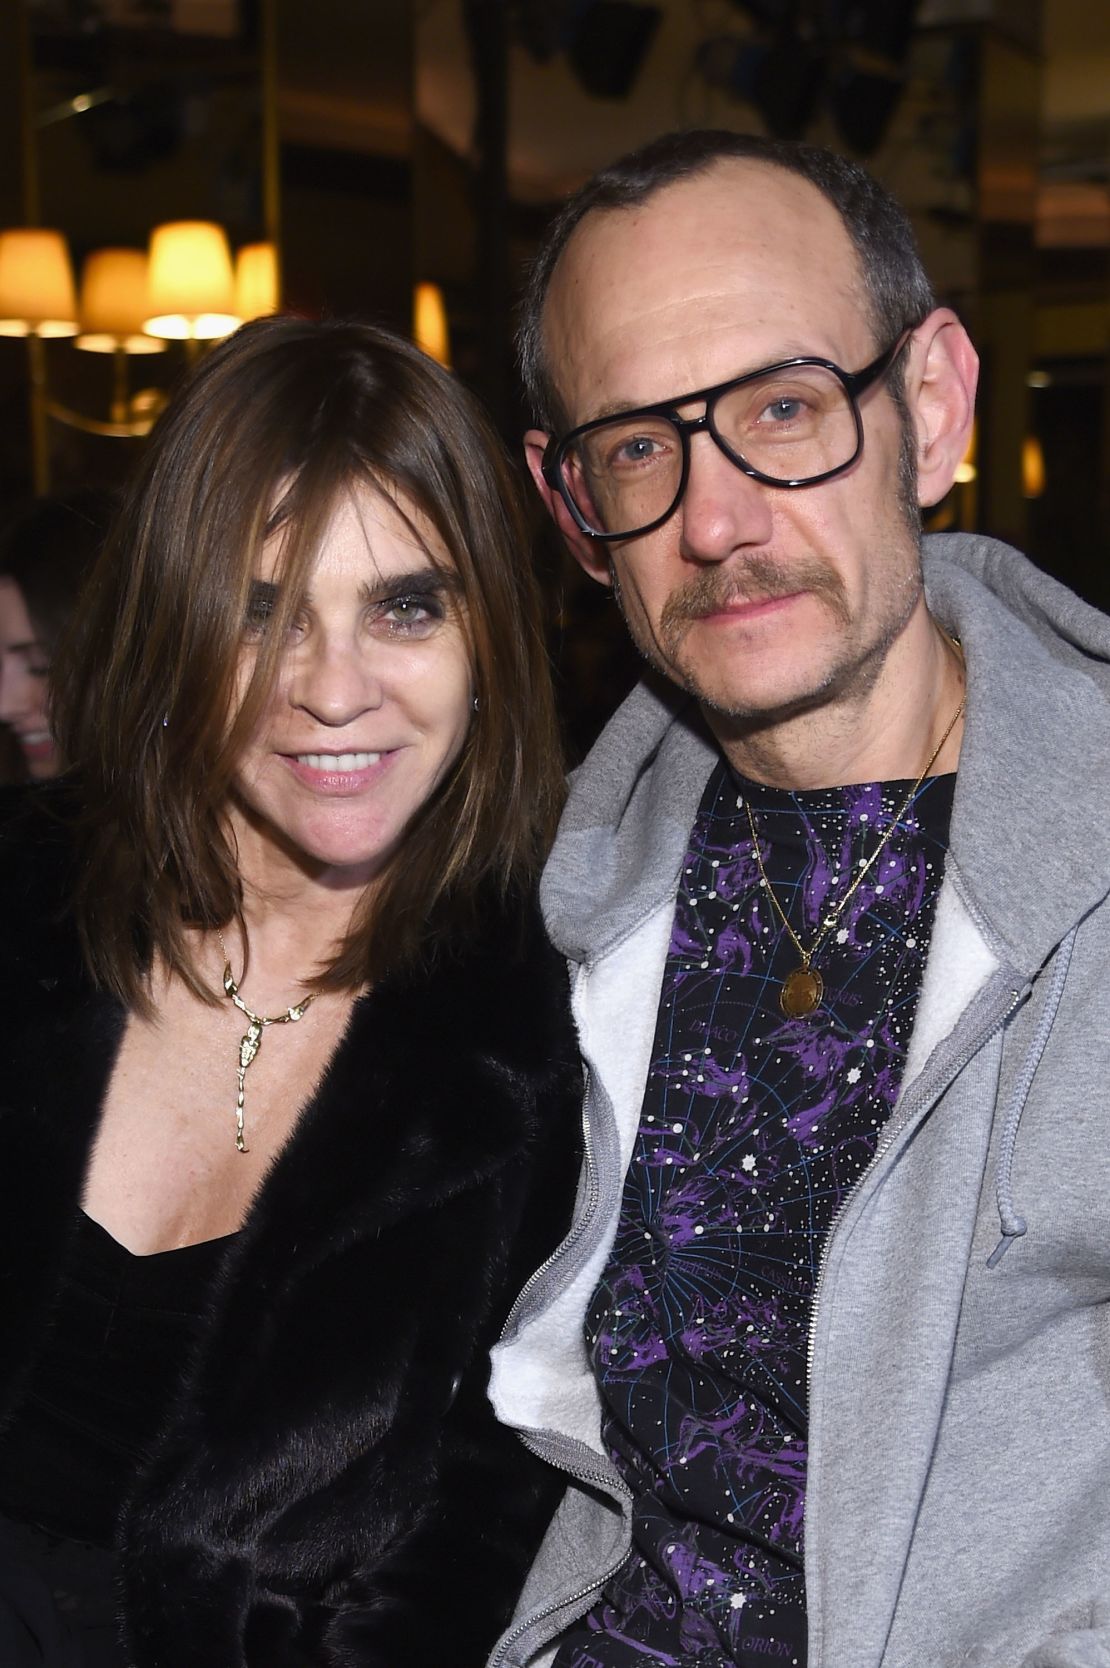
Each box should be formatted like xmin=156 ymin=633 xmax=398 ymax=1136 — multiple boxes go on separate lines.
xmin=0 ymin=792 xmax=580 ymax=1667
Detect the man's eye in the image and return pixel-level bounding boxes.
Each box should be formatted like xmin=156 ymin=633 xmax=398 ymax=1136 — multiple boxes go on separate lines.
xmin=762 ymin=396 xmax=806 ymax=423
xmin=602 ymin=430 xmax=671 ymax=472
xmin=617 ymin=435 xmax=661 ymax=463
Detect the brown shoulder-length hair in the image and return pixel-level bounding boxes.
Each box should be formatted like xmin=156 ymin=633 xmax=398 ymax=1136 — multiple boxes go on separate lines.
xmin=52 ymin=314 xmax=564 ymax=1011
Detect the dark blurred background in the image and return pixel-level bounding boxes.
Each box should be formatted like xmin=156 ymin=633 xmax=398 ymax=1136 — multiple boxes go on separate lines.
xmin=0 ymin=0 xmax=1106 ymax=756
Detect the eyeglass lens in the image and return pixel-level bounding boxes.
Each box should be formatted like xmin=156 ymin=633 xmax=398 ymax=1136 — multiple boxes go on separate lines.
xmin=559 ymin=362 xmax=862 ymax=538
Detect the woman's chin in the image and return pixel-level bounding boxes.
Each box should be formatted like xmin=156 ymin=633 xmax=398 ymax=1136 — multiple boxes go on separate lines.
xmin=25 ymin=744 xmax=61 ymax=781
xmin=233 ymin=805 xmax=397 ymax=891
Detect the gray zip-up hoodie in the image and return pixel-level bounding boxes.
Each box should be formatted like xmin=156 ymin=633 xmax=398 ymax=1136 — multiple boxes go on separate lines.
xmin=487 ymin=532 xmax=1110 ymax=1668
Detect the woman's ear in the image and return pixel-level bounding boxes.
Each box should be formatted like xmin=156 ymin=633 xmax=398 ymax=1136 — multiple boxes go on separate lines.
xmin=524 ymin=429 xmax=613 ymax=586
xmin=904 ymin=309 xmax=980 ymax=509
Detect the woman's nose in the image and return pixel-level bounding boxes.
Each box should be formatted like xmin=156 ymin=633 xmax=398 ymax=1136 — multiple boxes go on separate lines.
xmin=289 ymin=636 xmax=384 ymax=726
xmin=0 ymin=657 xmax=34 ymax=725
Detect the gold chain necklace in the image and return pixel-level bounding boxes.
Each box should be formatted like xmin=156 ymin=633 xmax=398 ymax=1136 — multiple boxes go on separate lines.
xmin=743 ymin=697 xmax=965 ymax=1020
xmin=216 ymin=929 xmax=316 ymax=1153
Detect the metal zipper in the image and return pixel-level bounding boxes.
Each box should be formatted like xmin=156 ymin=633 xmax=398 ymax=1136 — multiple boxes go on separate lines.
xmin=492 ymin=960 xmax=633 ymax=1666
xmin=487 ymin=1437 xmax=633 ymax=1668
xmin=805 ymin=981 xmax=1027 ymax=1397
xmin=501 ymin=957 xmax=619 ymax=1339
xmin=500 ymin=1061 xmax=600 ymax=1341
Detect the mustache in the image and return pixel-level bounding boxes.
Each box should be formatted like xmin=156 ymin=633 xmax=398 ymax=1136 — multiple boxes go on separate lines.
xmin=658 ymin=554 xmax=849 ymax=637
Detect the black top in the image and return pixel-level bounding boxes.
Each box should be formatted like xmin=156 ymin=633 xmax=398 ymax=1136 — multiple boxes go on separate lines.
xmin=0 ymin=1212 xmax=229 ymax=1547
xmin=0 ymin=785 xmax=582 ymax=1668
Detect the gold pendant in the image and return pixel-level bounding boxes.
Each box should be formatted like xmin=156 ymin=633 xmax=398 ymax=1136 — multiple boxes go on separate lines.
xmin=781 ymin=965 xmax=823 ymax=1019
xmin=234 ymin=1019 xmax=264 ymax=1153
xmin=220 ymin=944 xmax=315 ymax=1155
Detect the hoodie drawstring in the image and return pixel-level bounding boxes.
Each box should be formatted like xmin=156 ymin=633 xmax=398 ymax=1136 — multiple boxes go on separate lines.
xmin=987 ymin=926 xmax=1078 ymax=1267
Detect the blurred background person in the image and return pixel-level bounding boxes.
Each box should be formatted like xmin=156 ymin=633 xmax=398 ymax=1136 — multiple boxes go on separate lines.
xmin=0 ymin=316 xmax=578 ymax=1668
xmin=0 ymin=489 xmax=117 ymax=781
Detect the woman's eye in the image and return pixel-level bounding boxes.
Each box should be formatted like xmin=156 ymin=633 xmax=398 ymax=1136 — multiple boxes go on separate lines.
xmin=242 ymin=599 xmax=308 ymax=642
xmin=377 ymin=592 xmax=444 ymax=635
xmin=243 ymin=583 xmax=277 ymax=636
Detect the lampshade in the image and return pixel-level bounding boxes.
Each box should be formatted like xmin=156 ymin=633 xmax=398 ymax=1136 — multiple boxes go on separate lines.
xmin=413 ymin=281 xmax=450 ymax=368
xmin=76 ymin=247 xmax=164 ymax=354
xmin=235 ymin=242 xmax=279 ymax=322
xmin=144 ymin=220 xmax=240 ymax=341
xmin=0 ymin=228 xmax=78 ymax=337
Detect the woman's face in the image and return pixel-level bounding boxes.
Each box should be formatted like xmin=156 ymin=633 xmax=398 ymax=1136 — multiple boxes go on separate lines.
xmin=228 ymin=481 xmax=474 ymax=892
xmin=0 ymin=577 xmax=58 ymax=779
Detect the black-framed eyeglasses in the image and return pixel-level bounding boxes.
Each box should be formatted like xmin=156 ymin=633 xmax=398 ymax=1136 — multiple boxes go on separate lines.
xmin=542 ymin=331 xmax=913 ymax=542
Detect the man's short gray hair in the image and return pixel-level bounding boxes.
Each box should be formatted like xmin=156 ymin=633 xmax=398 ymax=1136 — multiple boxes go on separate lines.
xmin=517 ymin=128 xmax=937 ymax=435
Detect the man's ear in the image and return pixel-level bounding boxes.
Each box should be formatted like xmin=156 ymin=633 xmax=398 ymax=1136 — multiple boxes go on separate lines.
xmin=905 ymin=309 xmax=980 ymax=509
xmin=524 ymin=428 xmax=613 ymax=586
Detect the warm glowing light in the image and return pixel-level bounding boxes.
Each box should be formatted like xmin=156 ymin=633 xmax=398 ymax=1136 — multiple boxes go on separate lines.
xmin=144 ymin=221 xmax=240 ymax=341
xmin=76 ymin=247 xmax=165 ymax=354
xmin=77 ymin=331 xmax=165 ymax=354
xmin=234 ymin=242 xmax=279 ymax=321
xmin=0 ymin=228 xmax=78 ymax=337
xmin=1022 ymin=435 xmax=1046 ymax=498
xmin=953 ymin=418 xmax=977 ymax=484
xmin=413 ymin=281 xmax=450 ymax=368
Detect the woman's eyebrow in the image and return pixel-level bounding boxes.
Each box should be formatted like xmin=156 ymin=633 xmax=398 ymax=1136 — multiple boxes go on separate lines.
xmin=247 ymin=565 xmax=461 ymax=610
xmin=357 ymin=565 xmax=459 ymax=603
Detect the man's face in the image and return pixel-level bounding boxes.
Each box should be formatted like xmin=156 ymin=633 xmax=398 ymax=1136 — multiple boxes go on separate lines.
xmin=530 ymin=160 xmax=927 ymax=731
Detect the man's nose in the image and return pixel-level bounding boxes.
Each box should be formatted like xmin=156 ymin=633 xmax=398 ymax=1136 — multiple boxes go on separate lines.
xmin=677 ymin=433 xmax=773 ymax=561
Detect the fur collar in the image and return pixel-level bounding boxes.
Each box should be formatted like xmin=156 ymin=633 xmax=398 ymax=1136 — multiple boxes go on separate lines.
xmin=0 ymin=786 xmax=566 ymax=1295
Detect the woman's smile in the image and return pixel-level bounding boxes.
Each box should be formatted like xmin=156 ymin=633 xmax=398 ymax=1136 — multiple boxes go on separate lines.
xmin=280 ymin=748 xmax=395 ymax=794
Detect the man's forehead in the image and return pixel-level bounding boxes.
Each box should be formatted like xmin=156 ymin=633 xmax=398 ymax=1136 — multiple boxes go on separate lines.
xmin=555 ymin=158 xmax=857 ymax=291
xmin=544 ymin=160 xmax=867 ymax=420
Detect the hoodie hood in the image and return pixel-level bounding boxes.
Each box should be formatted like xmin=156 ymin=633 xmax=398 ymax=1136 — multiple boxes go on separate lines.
xmin=542 ymin=533 xmax=1110 ymax=984
xmin=540 ymin=676 xmax=714 ymax=967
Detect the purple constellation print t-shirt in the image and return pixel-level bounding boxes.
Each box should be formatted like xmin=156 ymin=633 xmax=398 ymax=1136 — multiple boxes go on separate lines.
xmin=554 ymin=759 xmax=954 ymax=1668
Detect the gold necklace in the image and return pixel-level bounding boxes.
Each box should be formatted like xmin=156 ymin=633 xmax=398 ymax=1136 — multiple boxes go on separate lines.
xmin=743 ymin=697 xmax=965 ymax=1020
xmin=216 ymin=929 xmax=316 ymax=1153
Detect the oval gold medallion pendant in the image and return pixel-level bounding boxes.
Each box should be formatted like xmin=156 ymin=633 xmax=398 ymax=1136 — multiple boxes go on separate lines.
xmin=781 ymin=965 xmax=823 ymax=1019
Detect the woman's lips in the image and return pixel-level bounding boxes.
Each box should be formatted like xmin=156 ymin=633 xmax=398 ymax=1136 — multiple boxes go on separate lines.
xmin=16 ymin=730 xmax=54 ymax=763
xmin=281 ymin=749 xmax=394 ymax=794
